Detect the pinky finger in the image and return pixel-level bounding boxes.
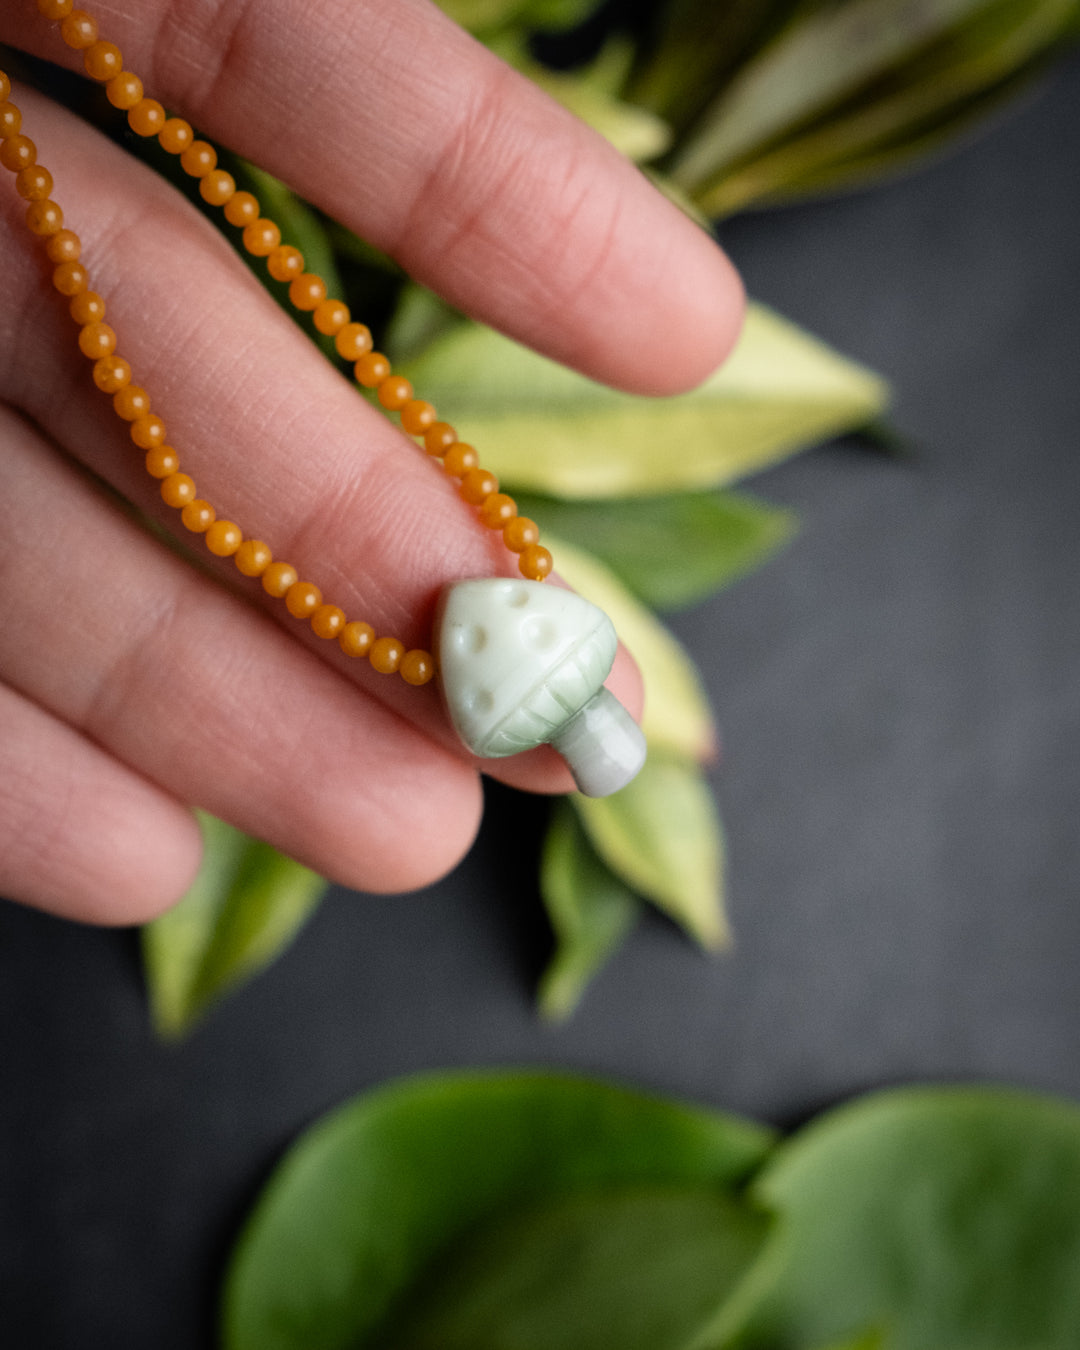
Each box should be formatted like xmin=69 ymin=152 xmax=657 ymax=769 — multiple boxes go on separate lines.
xmin=0 ymin=681 xmax=201 ymax=924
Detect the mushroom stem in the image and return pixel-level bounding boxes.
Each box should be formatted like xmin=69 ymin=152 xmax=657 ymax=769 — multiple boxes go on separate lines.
xmin=549 ymin=688 xmax=647 ymax=797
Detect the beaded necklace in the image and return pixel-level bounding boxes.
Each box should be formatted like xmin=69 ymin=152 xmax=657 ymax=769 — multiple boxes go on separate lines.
xmin=0 ymin=0 xmax=646 ymax=796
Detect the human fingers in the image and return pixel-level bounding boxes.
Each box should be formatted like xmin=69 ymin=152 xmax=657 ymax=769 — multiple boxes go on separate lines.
xmin=0 ymin=678 xmax=202 ymax=924
xmin=1 ymin=84 xmax=638 ymax=795
xmin=0 ymin=403 xmax=484 ymax=905
xmin=2 ymin=0 xmax=745 ymax=395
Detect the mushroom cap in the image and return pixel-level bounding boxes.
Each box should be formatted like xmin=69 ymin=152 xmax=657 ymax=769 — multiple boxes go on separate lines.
xmin=437 ymin=578 xmax=618 ymax=759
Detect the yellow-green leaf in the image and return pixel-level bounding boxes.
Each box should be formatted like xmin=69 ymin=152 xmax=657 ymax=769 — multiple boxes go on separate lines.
xmin=547 ymin=533 xmax=715 ymax=762
xmin=400 ymin=303 xmax=888 ymax=498
xmin=574 ymin=755 xmax=728 ymax=950
xmin=141 ymin=815 xmax=326 ymax=1039
xmin=527 ymin=64 xmax=673 ymax=162
xmin=538 ymin=801 xmax=643 ymax=1021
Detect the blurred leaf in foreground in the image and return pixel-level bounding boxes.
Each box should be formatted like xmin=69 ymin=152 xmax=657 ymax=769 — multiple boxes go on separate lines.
xmin=517 ymin=487 xmax=797 ymax=611
xmin=574 ymin=754 xmax=728 ymax=951
xmin=142 ymin=815 xmax=326 ymax=1039
xmin=537 ymin=801 xmax=644 ymax=1021
xmin=222 ymin=1071 xmax=774 ymax=1350
xmin=722 ymin=1087 xmax=1080 ymax=1349
xmin=387 ymin=1185 xmax=770 ymax=1350
xmin=400 ymin=303 xmax=888 ymax=498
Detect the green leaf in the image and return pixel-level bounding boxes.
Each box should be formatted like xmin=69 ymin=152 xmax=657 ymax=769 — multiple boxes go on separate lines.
xmin=384 ymin=283 xmax=465 ymax=364
xmin=573 ymin=754 xmax=727 ymax=950
xmin=547 ymin=534 xmax=715 ymax=762
xmin=141 ymin=815 xmax=326 ymax=1039
xmin=516 ymin=488 xmax=797 ymax=611
xmin=670 ymin=0 xmax=999 ymax=193
xmin=386 ymin=1185 xmax=771 ymax=1350
xmin=399 ymin=304 xmax=888 ymax=498
xmin=691 ymin=0 xmax=1080 ymax=215
xmin=722 ymin=1087 xmax=1080 ymax=1350
xmin=222 ymin=1070 xmax=776 ymax=1350
xmin=537 ymin=801 xmax=644 ymax=1021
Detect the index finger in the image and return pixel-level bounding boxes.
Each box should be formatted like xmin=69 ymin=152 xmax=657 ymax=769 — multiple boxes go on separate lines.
xmin=3 ymin=0 xmax=744 ymax=394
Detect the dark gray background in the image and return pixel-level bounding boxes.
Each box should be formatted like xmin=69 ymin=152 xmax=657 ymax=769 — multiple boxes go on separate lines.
xmin=2 ymin=51 xmax=1079 ymax=1350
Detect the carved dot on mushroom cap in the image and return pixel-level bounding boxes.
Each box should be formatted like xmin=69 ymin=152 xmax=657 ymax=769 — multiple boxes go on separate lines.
xmin=501 ymin=582 xmax=530 ymax=608
xmin=454 ymin=624 xmax=487 ymax=654
xmin=521 ymin=615 xmax=559 ymax=652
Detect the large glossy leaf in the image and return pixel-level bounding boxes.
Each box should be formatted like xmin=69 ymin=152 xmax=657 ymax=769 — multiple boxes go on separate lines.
xmin=222 ymin=1071 xmax=776 ymax=1350
xmin=720 ymin=1087 xmax=1080 ymax=1349
xmin=385 ymin=1185 xmax=771 ymax=1350
xmin=694 ymin=0 xmax=1079 ymax=215
xmin=517 ymin=488 xmax=797 ymax=611
xmin=537 ymin=800 xmax=644 ymax=1021
xmin=547 ymin=534 xmax=715 ymax=762
xmin=573 ymin=754 xmax=727 ymax=950
xmin=670 ymin=0 xmax=996 ymax=192
xmin=399 ymin=304 xmax=888 ymax=498
xmin=141 ymin=815 xmax=326 ymax=1039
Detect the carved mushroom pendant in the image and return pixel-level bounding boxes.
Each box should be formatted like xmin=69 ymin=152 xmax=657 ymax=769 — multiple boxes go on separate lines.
xmin=436 ymin=578 xmax=647 ymax=797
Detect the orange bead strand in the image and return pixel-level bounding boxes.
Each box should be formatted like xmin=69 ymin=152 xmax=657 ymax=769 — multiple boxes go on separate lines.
xmin=5 ymin=8 xmax=543 ymax=686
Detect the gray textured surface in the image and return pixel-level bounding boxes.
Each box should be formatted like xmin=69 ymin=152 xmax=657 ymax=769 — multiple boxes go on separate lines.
xmin=2 ymin=53 xmax=1079 ymax=1350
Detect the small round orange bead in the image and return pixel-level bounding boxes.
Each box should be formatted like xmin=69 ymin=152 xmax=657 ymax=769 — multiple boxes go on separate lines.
xmin=93 ymin=355 xmax=131 ymax=392
xmin=311 ymin=605 xmax=346 ymax=640
xmin=424 ymin=422 xmax=458 ymax=457
xmin=0 ymin=74 xmax=7 ymax=103
xmin=161 ymin=473 xmax=197 ymax=509
xmin=206 ymin=520 xmax=243 ymax=557
xmin=84 ymin=41 xmax=123 ymax=83
xmin=261 ymin=561 xmax=298 ymax=598
xmin=0 ymin=136 xmax=36 ymax=173
xmin=181 ymin=500 xmax=215 ymax=533
xmin=335 ymin=323 xmax=372 ymax=361
xmin=288 ymin=274 xmax=327 ymax=312
xmin=46 ymin=229 xmax=80 ymax=263
xmin=400 ymin=650 xmax=435 ymax=686
xmin=503 ymin=516 xmax=540 ymax=553
xmin=0 ymin=103 xmax=21 ymax=138
xmin=52 ymin=261 xmax=87 ymax=296
xmin=130 ymin=414 xmax=166 ymax=450
xmin=313 ymin=299 xmax=349 ymax=336
xmin=16 ymin=165 xmax=53 ymax=201
xmin=37 ymin=0 xmax=74 ymax=20
xmin=354 ymin=352 xmax=390 ymax=388
xmin=224 ymin=191 xmax=259 ymax=227
xmin=180 ymin=141 xmax=216 ymax=177
xmin=199 ymin=169 xmax=236 ymax=206
xmin=442 ymin=443 xmax=479 ymax=477
xmin=478 ymin=492 xmax=517 ymax=530
xmin=460 ymin=468 xmax=498 ymax=506
xmin=285 ymin=581 xmax=322 ymax=619
xmin=339 ymin=621 xmax=374 ymax=659
xmin=519 ymin=544 xmax=554 ymax=581
xmin=77 ymin=321 xmax=116 ymax=360
xmin=234 ymin=540 xmax=272 ymax=577
xmin=266 ymin=245 xmax=304 ymax=283
xmin=69 ymin=290 xmax=105 ymax=325
xmin=377 ymin=375 xmax=412 ymax=411
xmin=60 ymin=10 xmax=97 ymax=48
xmin=369 ymin=637 xmax=405 ymax=675
xmin=400 ymin=399 xmax=436 ymax=436
xmin=26 ymin=199 xmax=63 ymax=236
xmin=145 ymin=446 xmax=179 ymax=478
xmin=158 ymin=118 xmax=193 ymax=155
xmin=113 ymin=386 xmax=151 ymax=420
xmin=106 ymin=72 xmax=143 ymax=110
xmin=128 ymin=98 xmax=166 ymax=136
xmin=243 ymin=219 xmax=281 ymax=257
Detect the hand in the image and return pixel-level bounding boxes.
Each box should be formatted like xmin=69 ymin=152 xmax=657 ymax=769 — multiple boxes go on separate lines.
xmin=0 ymin=0 xmax=744 ymax=923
